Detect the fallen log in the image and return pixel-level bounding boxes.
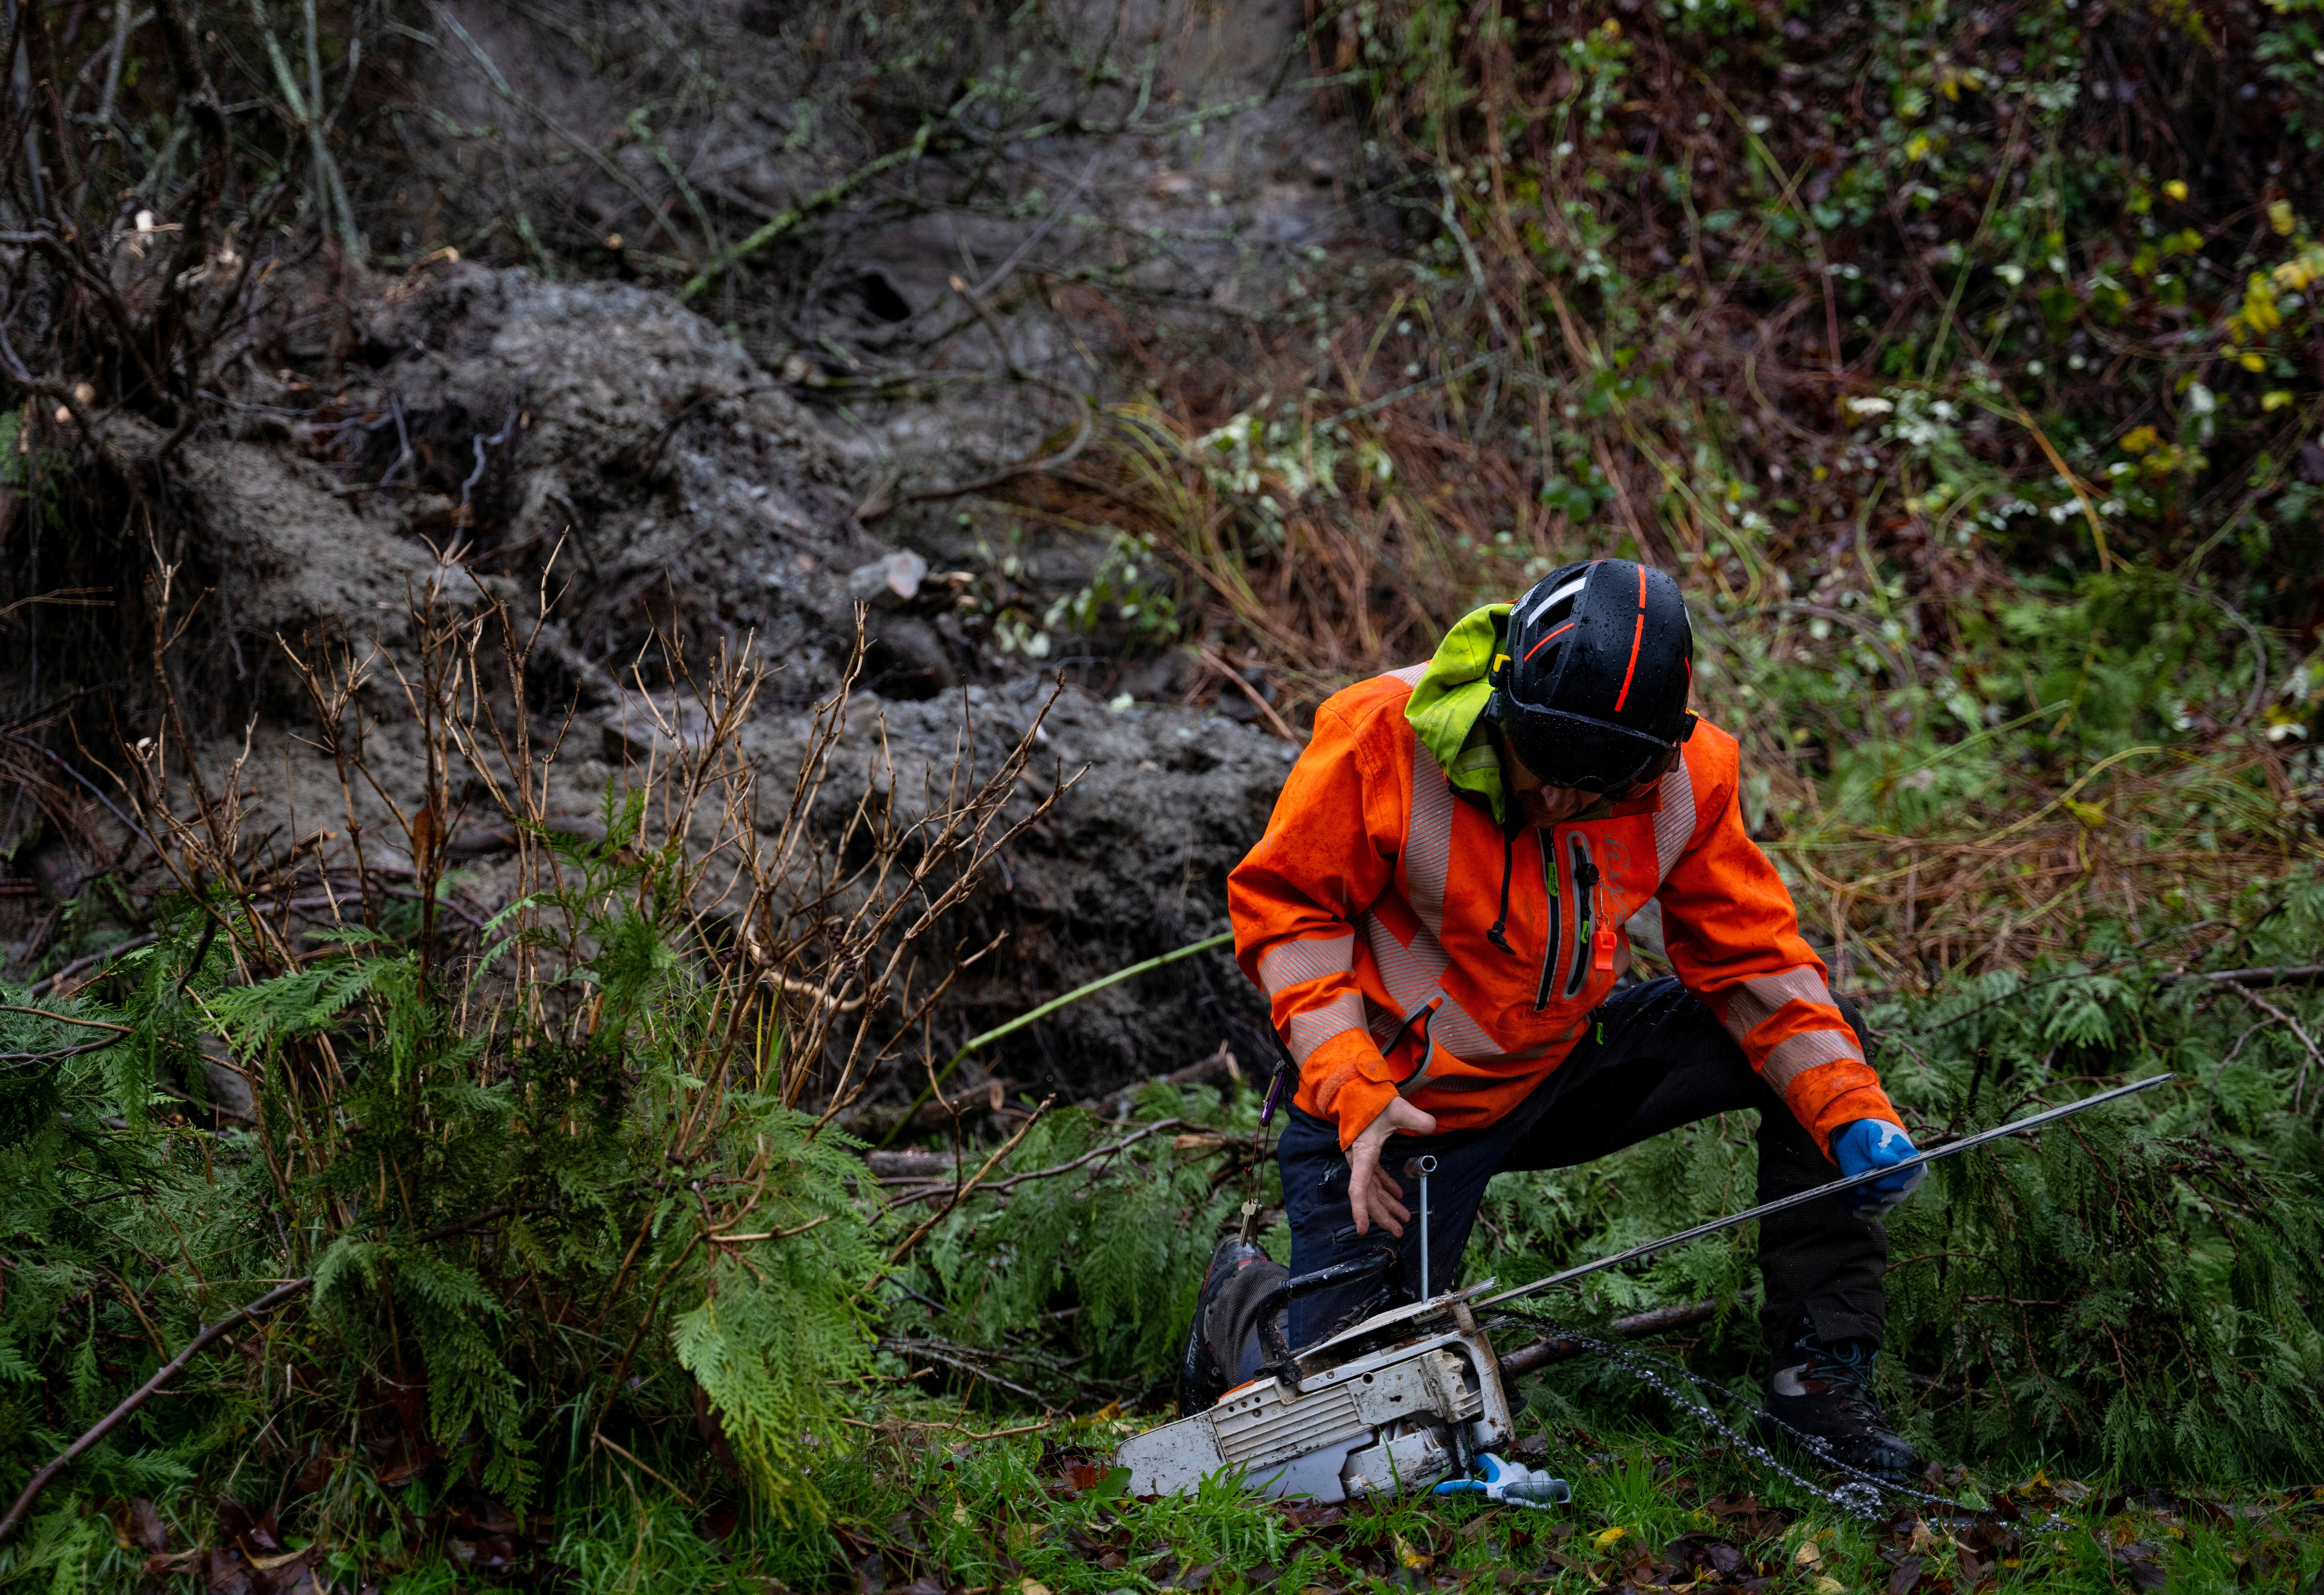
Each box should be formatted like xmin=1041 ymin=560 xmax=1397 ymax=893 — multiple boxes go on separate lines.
xmin=1498 ymin=1298 xmax=1727 ymax=1378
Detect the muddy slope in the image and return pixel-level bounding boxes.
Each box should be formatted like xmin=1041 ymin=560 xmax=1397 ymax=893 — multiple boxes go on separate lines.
xmin=337 ymin=262 xmax=1305 ymax=1096
xmin=7 ymin=259 xmax=1303 ymax=1103
xmin=7 ymin=0 xmax=1387 ymax=1101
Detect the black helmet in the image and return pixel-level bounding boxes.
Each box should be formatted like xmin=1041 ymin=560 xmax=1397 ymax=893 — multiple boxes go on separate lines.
xmin=1487 ymin=558 xmax=1697 ymax=793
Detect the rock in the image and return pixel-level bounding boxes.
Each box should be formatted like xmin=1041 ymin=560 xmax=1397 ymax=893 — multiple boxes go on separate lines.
xmin=847 ymin=551 xmax=928 ymax=607
xmin=332 ymin=262 xmax=901 ymax=702
xmin=92 ymin=413 xmax=459 ymax=679
xmin=861 ymin=613 xmax=956 ymax=698
xmin=599 ymin=689 xmax=719 ymax=761
xmin=793 ymin=681 xmax=1295 ymax=1103
xmin=199 ymin=1055 xmax=257 ymax=1121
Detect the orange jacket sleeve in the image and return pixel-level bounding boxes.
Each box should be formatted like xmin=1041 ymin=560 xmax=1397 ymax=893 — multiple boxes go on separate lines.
xmin=1655 ymin=729 xmax=1902 ymax=1156
xmin=1228 ymin=694 xmax=1405 ymax=1150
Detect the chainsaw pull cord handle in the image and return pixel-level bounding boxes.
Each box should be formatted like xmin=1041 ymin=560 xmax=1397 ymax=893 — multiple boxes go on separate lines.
xmin=1408 ymin=1154 xmax=1439 ymax=1298
xmin=1375 ymin=992 xmax=1445 ymax=1306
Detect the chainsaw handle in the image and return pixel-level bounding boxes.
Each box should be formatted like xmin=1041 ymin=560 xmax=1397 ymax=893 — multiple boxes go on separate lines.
xmin=1283 ymin=1247 xmax=1399 ymax=1300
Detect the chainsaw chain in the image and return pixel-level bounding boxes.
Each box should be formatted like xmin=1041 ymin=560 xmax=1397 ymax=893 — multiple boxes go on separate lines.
xmin=1485 ymin=1309 xmax=2057 ymax=1528
xmin=1488 ymin=1311 xmax=1884 ymax=1519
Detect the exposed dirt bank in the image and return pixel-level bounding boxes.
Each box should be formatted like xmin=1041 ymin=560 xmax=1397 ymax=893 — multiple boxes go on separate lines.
xmin=7 ymin=257 xmax=1317 ymax=1105
xmin=2 ymin=0 xmax=1390 ymax=1106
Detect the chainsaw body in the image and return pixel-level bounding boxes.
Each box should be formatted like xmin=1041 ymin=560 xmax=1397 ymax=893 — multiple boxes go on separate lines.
xmin=1117 ymin=1289 xmax=1515 ymax=1504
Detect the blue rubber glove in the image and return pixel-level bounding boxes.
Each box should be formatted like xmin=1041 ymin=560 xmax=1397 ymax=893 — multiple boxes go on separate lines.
xmin=1830 ymin=1118 xmax=1925 ymax=1219
xmin=1433 ymin=1452 xmax=1571 ymax=1508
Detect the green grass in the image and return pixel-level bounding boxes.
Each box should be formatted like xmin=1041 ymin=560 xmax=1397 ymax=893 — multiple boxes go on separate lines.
xmin=519 ymin=1414 xmax=2324 ymax=1595
xmin=15 ymin=1403 xmax=2323 ymax=1591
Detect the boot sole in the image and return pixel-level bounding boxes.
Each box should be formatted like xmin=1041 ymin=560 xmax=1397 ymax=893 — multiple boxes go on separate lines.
xmin=1750 ymin=1408 xmax=1914 ymax=1488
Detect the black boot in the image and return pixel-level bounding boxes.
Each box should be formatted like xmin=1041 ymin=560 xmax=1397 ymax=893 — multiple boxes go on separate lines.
xmin=1753 ymin=1319 xmax=1920 ymax=1484
xmin=1175 ymin=1235 xmax=1291 ymax=1415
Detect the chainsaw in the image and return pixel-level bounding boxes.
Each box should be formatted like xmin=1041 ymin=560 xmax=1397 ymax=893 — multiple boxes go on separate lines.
xmin=1115 ymin=1076 xmax=2166 ymax=1506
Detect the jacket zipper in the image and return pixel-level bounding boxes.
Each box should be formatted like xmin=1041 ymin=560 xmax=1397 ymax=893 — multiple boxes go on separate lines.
xmin=1564 ymin=835 xmax=1599 ymax=999
xmin=1532 ymin=830 xmax=1562 ymax=1011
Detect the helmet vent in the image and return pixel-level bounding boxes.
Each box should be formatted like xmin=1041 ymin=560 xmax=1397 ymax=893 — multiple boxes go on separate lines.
xmin=1521 ymin=574 xmax=1590 ymax=628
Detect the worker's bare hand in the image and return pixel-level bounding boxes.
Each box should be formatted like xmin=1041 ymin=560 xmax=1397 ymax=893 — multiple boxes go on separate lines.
xmin=1347 ymin=1096 xmax=1440 ymax=1238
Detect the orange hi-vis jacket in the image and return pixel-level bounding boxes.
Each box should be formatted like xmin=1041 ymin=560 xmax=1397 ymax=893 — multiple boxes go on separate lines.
xmin=1228 ymin=664 xmax=1903 ymax=1155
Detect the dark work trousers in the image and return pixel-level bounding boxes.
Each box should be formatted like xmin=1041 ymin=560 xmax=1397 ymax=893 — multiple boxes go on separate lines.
xmin=1276 ymin=976 xmax=1888 ymax=1352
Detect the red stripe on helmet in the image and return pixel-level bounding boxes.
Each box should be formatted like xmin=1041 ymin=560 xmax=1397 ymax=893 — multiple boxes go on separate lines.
xmin=1612 ymin=566 xmax=1647 ymax=712
xmin=1523 ymin=620 xmax=1575 ymax=662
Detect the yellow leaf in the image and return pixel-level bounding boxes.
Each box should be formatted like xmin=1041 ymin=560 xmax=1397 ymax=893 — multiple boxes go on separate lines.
xmin=1796 ymin=1540 xmax=1824 ymax=1567
xmin=2241 ymin=351 xmax=2268 ymax=372
xmin=1022 ymin=1582 xmax=1053 ymax=1595
xmin=2264 ymin=390 xmax=2295 ymax=412
xmin=2063 ymin=797 xmax=2107 ymax=829
xmin=2120 ymin=426 xmax=2160 ymax=454
xmin=2270 ymin=199 xmax=2296 ymax=236
xmin=1396 ymin=1534 xmax=1432 ymax=1571
xmin=1814 ymin=1580 xmax=1847 ymax=1595
xmin=953 ymin=1503 xmax=970 ymax=1526
xmin=2163 ymin=180 xmax=2189 ymax=202
xmin=2243 ymin=278 xmax=2284 ymax=333
xmin=1593 ymin=1526 xmax=1631 ymax=1554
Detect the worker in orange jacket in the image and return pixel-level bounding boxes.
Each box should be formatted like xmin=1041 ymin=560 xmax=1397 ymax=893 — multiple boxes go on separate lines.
xmin=1204 ymin=558 xmax=1927 ymax=1481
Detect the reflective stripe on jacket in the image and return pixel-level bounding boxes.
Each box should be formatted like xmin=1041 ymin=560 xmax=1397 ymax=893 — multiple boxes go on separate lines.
xmin=1228 ymin=666 xmax=1902 ymax=1154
